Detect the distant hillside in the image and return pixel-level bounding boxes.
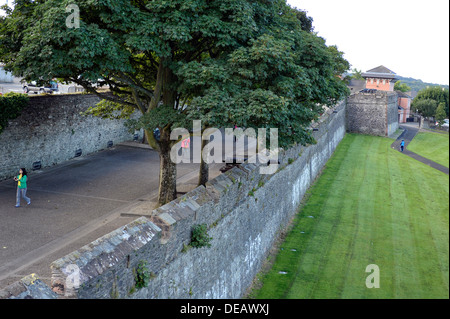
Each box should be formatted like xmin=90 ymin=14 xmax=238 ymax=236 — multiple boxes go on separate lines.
xmin=396 ymin=76 xmax=449 ymax=92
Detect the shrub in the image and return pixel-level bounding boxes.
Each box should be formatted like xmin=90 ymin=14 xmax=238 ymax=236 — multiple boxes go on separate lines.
xmin=134 ymin=261 xmax=151 ymax=289
xmin=190 ymin=224 xmax=213 ymax=248
xmin=0 ymin=92 xmax=29 ymax=134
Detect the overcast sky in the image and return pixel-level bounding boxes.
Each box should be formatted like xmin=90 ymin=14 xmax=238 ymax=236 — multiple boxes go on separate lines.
xmin=0 ymin=0 xmax=7 ymax=17
xmin=287 ymin=0 xmax=449 ymax=85
xmin=1 ymin=0 xmax=449 ymax=85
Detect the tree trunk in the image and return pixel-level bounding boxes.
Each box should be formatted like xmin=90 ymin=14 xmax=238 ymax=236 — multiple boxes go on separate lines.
xmin=198 ymin=137 xmax=209 ymax=186
xmin=158 ymin=138 xmax=177 ymax=206
xmin=198 ymin=158 xmax=209 ymax=187
xmin=157 ymin=62 xmax=178 ymax=206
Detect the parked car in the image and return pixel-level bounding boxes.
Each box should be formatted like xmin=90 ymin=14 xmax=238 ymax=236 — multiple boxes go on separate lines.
xmin=436 ymin=119 xmax=449 ymax=127
xmin=23 ymin=80 xmax=59 ymax=94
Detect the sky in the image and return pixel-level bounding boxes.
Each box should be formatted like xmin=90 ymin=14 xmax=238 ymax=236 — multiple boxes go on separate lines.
xmin=0 ymin=0 xmax=7 ymax=16
xmin=287 ymin=0 xmax=449 ymax=85
xmin=1 ymin=0 xmax=449 ymax=85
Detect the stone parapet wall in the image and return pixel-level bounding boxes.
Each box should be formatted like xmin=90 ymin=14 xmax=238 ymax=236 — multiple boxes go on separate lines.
xmin=44 ymin=100 xmax=347 ymax=299
xmin=1 ymin=100 xmax=347 ymax=299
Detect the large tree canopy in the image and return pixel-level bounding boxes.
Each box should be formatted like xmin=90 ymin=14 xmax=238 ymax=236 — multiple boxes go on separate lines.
xmin=414 ymin=99 xmax=438 ymax=119
xmin=0 ymin=0 xmax=350 ymax=205
xmin=412 ymin=86 xmax=449 ymax=117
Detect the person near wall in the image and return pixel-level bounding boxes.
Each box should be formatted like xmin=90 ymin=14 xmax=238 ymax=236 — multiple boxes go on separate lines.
xmin=400 ymin=140 xmax=405 ymax=152
xmin=14 ymin=168 xmax=31 ymax=207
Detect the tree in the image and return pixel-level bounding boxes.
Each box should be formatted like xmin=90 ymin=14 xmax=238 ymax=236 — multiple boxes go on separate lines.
xmin=413 ymin=86 xmax=449 ymax=117
xmin=0 ymin=0 xmax=349 ymax=206
xmin=394 ymin=81 xmax=411 ymax=93
xmin=291 ymin=8 xmax=314 ymax=33
xmin=350 ymin=68 xmax=364 ymax=81
xmin=176 ymin=16 xmax=350 ymax=150
xmin=1 ymin=0 xmax=264 ymax=205
xmin=414 ymin=99 xmax=438 ymax=119
xmin=435 ymin=102 xmax=447 ymax=127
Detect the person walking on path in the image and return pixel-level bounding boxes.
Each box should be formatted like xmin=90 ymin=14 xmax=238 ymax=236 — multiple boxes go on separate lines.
xmin=400 ymin=139 xmax=405 ymax=152
xmin=14 ymin=168 xmax=31 ymax=207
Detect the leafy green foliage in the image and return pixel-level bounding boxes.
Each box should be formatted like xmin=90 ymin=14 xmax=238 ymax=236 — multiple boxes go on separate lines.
xmin=0 ymin=92 xmax=29 ymax=134
xmin=412 ymin=86 xmax=449 ymax=117
xmin=125 ymin=106 xmax=188 ymax=136
xmin=395 ymin=75 xmax=448 ymax=93
xmin=0 ymin=0 xmax=351 ymax=204
xmin=348 ymin=68 xmax=364 ymax=81
xmin=394 ymin=81 xmax=411 ymax=93
xmin=435 ymin=103 xmax=447 ymax=125
xmin=414 ymin=99 xmax=438 ymax=118
xmin=179 ymin=29 xmax=350 ymax=147
xmin=134 ymin=261 xmax=151 ymax=289
xmin=0 ymin=0 xmax=350 ymax=149
xmin=292 ymin=8 xmax=314 ymax=33
xmin=82 ymin=99 xmax=136 ymax=120
xmin=190 ymin=224 xmax=212 ymax=248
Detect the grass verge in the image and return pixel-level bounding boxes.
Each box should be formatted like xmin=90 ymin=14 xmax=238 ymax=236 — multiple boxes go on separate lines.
xmin=248 ymin=134 xmax=449 ymax=299
xmin=407 ymin=131 xmax=449 ymax=168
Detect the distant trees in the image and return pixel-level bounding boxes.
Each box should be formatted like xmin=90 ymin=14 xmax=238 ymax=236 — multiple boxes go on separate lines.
xmin=349 ymin=68 xmax=364 ymax=81
xmin=435 ymin=103 xmax=447 ymax=126
xmin=414 ymin=99 xmax=438 ymax=119
xmin=412 ymin=87 xmax=449 ymax=118
xmin=395 ymin=76 xmax=449 ymax=93
xmin=394 ymin=81 xmax=411 ymax=93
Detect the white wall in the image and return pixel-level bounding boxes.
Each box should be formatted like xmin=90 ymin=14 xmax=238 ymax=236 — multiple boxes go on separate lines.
xmin=0 ymin=66 xmax=14 ymax=83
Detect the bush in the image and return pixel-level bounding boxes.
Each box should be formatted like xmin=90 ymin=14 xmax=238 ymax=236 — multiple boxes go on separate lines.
xmin=190 ymin=224 xmax=213 ymax=249
xmin=134 ymin=261 xmax=151 ymax=289
xmin=0 ymin=92 xmax=29 ymax=134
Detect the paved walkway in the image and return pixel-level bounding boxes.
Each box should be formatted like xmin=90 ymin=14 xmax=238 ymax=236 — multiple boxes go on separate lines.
xmin=0 ymin=142 xmax=223 ymax=289
xmin=391 ymin=123 xmax=449 ymax=175
xmin=0 ymin=132 xmax=254 ymax=290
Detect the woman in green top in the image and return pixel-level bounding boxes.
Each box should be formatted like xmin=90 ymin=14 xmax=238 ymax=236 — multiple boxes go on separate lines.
xmin=14 ymin=168 xmax=31 ymax=207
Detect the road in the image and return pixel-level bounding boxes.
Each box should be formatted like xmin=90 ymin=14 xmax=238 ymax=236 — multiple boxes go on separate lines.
xmin=0 ymin=78 xmax=78 ymax=95
xmin=0 ymin=142 xmax=223 ymax=289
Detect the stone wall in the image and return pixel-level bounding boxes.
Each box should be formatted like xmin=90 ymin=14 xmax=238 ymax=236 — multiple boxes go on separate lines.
xmin=38 ymin=100 xmax=347 ymax=299
xmin=0 ymin=274 xmax=57 ymax=299
xmin=346 ymin=91 xmax=399 ymax=137
xmin=0 ymin=100 xmax=347 ymax=299
xmin=0 ymin=94 xmax=136 ymax=180
xmin=2 ymin=91 xmax=407 ymax=299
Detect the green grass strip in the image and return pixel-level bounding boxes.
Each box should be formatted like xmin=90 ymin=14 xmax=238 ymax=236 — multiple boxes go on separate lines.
xmin=407 ymin=132 xmax=449 ymax=168
xmin=251 ymin=134 xmax=449 ymax=299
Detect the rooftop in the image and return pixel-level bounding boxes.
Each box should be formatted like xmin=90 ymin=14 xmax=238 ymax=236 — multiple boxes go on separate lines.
xmin=362 ymin=65 xmax=399 ymax=80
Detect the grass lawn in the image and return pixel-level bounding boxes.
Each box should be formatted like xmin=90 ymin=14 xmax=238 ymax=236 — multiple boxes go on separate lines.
xmin=249 ymin=134 xmax=449 ymax=299
xmin=407 ymin=131 xmax=449 ymax=168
